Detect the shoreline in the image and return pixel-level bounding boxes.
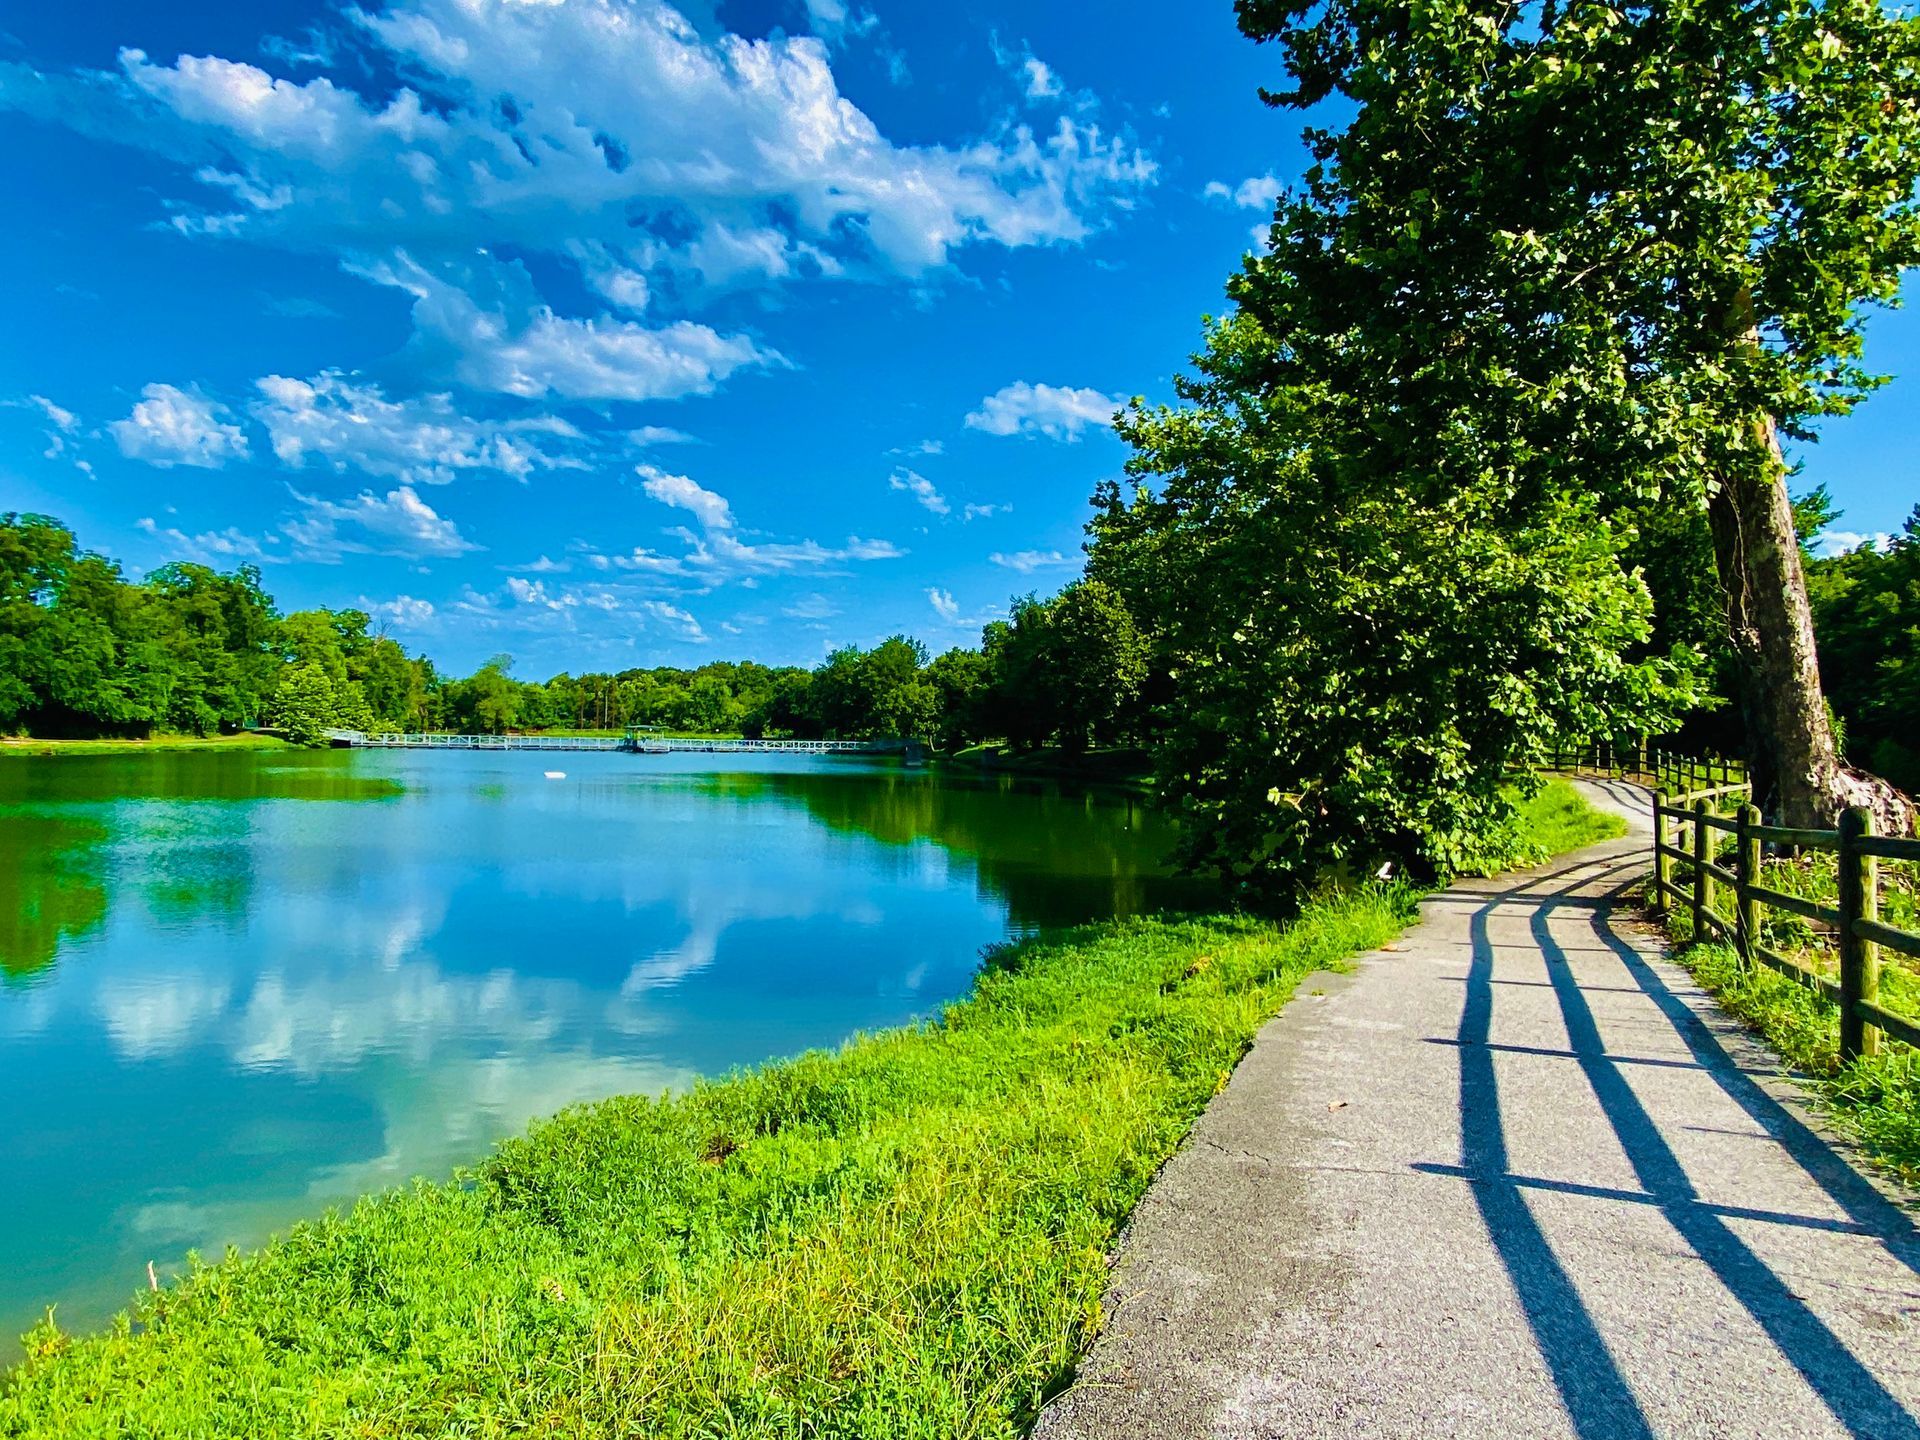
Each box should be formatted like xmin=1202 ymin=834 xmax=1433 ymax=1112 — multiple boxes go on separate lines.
xmin=0 ymin=734 xmax=293 ymax=758
xmin=0 ymin=896 xmax=1413 ymax=1433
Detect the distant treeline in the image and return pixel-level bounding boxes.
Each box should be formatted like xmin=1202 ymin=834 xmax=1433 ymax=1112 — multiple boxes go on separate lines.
xmin=7 ymin=508 xmax=1913 ymax=790
xmin=0 ymin=513 xmax=1149 ymax=752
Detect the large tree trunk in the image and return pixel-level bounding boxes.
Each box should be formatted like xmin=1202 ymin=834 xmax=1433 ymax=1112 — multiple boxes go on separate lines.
xmin=1706 ymin=412 xmax=1914 ymax=834
xmin=1707 ymin=288 xmax=1912 ymax=835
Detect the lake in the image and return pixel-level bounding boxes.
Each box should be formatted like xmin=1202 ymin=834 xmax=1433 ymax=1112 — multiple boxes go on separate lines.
xmin=0 ymin=748 xmax=1208 ymax=1354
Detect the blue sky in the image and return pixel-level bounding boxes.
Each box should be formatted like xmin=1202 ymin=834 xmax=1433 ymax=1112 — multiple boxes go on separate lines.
xmin=1 ymin=1 xmax=1914 ymax=676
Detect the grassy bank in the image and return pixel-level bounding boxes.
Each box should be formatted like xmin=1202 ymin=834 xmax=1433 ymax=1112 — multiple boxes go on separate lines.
xmin=0 ymin=895 xmax=1412 ymax=1437
xmin=0 ymin=734 xmax=291 ymax=758
xmin=1454 ymin=777 xmax=1630 ymax=877
xmin=1507 ymin=778 xmax=1629 ymax=859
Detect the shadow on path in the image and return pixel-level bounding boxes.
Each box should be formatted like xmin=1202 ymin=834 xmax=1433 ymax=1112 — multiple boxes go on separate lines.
xmin=1431 ymin=855 xmax=1920 ymax=1439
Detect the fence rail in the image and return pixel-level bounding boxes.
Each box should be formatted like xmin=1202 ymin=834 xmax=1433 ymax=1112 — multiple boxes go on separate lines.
xmin=1649 ymin=786 xmax=1920 ymax=1060
xmin=1543 ymin=737 xmax=1920 ymax=1060
xmin=1545 ymin=738 xmax=1748 ymax=796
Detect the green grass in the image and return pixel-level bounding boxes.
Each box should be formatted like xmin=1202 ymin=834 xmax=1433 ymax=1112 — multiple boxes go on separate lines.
xmin=1510 ymin=778 xmax=1629 ymax=859
xmin=0 ymin=894 xmax=1413 ymax=1437
xmin=1671 ymin=940 xmax=1920 ymax=1188
xmin=1456 ymin=777 xmax=1630 ymax=876
xmin=0 ymin=734 xmax=292 ymax=758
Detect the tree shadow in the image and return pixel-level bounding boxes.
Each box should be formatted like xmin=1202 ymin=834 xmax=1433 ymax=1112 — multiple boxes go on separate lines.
xmin=1434 ymin=857 xmax=1919 ymax=1439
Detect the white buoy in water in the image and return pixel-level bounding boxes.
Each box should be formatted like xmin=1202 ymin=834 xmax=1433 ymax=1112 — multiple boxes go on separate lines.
xmin=544 ymin=770 xmax=566 ymax=780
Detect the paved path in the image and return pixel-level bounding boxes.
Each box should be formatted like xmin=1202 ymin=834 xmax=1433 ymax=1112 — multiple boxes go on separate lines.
xmin=1037 ymin=779 xmax=1920 ymax=1440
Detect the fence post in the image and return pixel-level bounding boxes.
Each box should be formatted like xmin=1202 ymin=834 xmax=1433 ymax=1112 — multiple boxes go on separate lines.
xmin=1692 ymin=798 xmax=1712 ymax=938
xmin=1653 ymin=791 xmax=1671 ymax=910
xmin=1838 ymin=807 xmax=1880 ymax=1062
xmin=1736 ymin=803 xmax=1761 ymax=967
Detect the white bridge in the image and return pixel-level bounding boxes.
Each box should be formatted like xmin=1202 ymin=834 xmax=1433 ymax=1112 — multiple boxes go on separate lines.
xmin=329 ymin=731 xmax=909 ymax=756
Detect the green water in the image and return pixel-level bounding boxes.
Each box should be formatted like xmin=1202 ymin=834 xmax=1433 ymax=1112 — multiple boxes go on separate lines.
xmin=0 ymin=749 xmax=1208 ymax=1352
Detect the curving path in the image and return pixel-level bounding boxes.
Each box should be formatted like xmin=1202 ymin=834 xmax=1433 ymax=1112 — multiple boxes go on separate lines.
xmin=1036 ymin=780 xmax=1920 ymax=1440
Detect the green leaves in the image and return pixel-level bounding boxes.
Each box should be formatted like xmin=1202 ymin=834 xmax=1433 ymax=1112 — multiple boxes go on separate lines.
xmin=1095 ymin=0 xmax=1920 ymax=885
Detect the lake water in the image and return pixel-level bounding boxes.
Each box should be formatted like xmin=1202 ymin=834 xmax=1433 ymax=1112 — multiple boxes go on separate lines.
xmin=0 ymin=749 xmax=1208 ymax=1353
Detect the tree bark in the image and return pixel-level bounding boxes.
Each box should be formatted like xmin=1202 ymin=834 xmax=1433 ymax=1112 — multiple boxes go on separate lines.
xmin=1705 ymin=286 xmax=1912 ymax=835
xmin=1706 ymin=412 xmax=1914 ymax=834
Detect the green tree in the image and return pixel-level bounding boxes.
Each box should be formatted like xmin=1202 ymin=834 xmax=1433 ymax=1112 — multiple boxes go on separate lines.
xmin=1041 ymin=581 xmax=1148 ymax=754
xmin=270 ymin=664 xmax=342 ymax=747
xmin=1808 ymin=512 xmax=1920 ymax=792
xmin=358 ymin=636 xmax=417 ymax=730
xmin=978 ymin=598 xmax=1059 ymax=751
xmin=454 ymin=656 xmax=521 ymax=734
xmin=806 ymin=646 xmax=872 ymax=738
xmin=863 ymin=636 xmax=936 ymax=739
xmin=142 ymin=562 xmax=281 ymax=734
xmin=745 ymin=668 xmax=814 ymax=738
xmin=681 ymin=673 xmax=734 ymax=734
xmin=924 ymin=647 xmax=992 ymax=749
xmin=1231 ymin=0 xmax=1920 ymax=829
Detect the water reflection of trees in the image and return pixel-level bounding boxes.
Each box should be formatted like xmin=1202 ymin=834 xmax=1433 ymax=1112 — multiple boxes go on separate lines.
xmin=0 ymin=752 xmax=401 ymax=807
xmin=698 ymin=769 xmax=1220 ymax=928
xmin=0 ymin=753 xmax=398 ymax=982
xmin=1 ymin=813 xmax=109 ymax=978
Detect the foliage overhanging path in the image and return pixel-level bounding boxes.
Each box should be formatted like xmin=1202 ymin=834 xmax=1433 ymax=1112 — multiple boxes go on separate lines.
xmin=1037 ymin=781 xmax=1920 ymax=1440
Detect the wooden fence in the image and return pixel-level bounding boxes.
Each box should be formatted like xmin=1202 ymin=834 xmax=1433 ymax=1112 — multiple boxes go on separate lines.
xmin=1648 ymin=787 xmax=1920 ymax=1061
xmin=1545 ymin=739 xmax=1746 ymax=796
xmin=1542 ymin=738 xmax=1919 ymax=1061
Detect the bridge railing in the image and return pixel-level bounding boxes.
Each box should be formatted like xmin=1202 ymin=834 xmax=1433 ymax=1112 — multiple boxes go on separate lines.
xmin=341 ymin=732 xmax=906 ymax=754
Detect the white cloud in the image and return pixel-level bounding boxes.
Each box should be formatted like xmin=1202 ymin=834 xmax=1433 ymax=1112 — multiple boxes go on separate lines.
xmin=637 ymin=599 xmax=706 ymax=641
xmin=888 ymin=438 xmax=944 ymax=457
xmin=27 ymin=394 xmax=76 ymax=435
xmin=7 ymin=394 xmax=90 ymax=473
xmin=254 ymin=371 xmax=585 ymax=484
xmin=1022 ymin=58 xmax=1064 ymax=100
xmin=805 ymin=0 xmax=864 ymax=39
xmin=639 ymin=464 xmax=736 ymax=532
xmin=990 ymin=548 xmax=1076 ymax=573
xmin=1205 ymin=173 xmax=1283 ymax=211
xmin=1813 ymin=529 xmax=1896 ymax=558
xmin=285 ymin=485 xmax=479 ymax=561
xmin=505 ymin=575 xmax=566 ymax=609
xmin=136 ymin=516 xmax=278 ymax=564
xmin=888 ymin=467 xmax=949 ymax=516
xmin=460 ymin=304 xmax=773 ymax=405
xmin=783 ymin=593 xmax=839 ymax=620
xmin=926 ymin=587 xmax=961 ymax=622
xmin=991 ymin=34 xmax=1076 ymax=106
xmin=963 ymin=502 xmax=1010 ymax=522
xmin=965 ymin=381 xmax=1121 ymax=442
xmin=629 ymin=425 xmax=697 ymax=447
xmin=110 ymin=383 xmax=250 ymax=469
xmin=619 ymin=463 xmax=904 ymax=582
xmin=363 ymin=595 xmax=436 ymax=628
xmin=457 ymin=577 xmax=707 ymax=645
xmin=6 ymin=2 xmax=1154 ymax=333
xmin=363 ymin=255 xmax=776 ymax=403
